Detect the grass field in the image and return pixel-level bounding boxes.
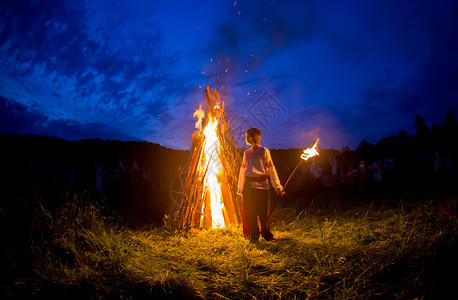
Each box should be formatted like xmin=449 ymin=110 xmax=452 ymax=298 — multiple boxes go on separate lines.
xmin=2 ymin=191 xmax=457 ymax=299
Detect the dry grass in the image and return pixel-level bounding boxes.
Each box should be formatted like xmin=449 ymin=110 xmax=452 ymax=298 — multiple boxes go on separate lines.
xmin=25 ymin=193 xmax=458 ymax=299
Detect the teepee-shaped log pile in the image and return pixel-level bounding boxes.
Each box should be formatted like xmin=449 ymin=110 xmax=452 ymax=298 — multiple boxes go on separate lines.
xmin=177 ymin=87 xmax=243 ymax=230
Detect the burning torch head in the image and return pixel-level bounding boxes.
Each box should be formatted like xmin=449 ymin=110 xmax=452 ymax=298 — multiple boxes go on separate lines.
xmin=300 ymin=138 xmax=320 ymax=161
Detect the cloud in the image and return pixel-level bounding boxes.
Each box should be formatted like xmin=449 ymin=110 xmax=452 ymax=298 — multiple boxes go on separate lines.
xmin=315 ymin=0 xmax=458 ymax=145
xmin=0 ymin=95 xmax=48 ymax=132
xmin=235 ymin=0 xmax=319 ymax=46
xmin=357 ymin=14 xmax=458 ymax=135
xmin=400 ymin=37 xmax=458 ymax=121
xmin=0 ymin=1 xmax=168 ymax=97
xmin=0 ymin=96 xmax=137 ymax=141
xmin=0 ymin=0 xmax=188 ymax=142
xmin=198 ymin=0 xmax=321 ymax=84
xmin=144 ymin=100 xmax=171 ymax=125
xmin=41 ymin=119 xmax=139 ymax=141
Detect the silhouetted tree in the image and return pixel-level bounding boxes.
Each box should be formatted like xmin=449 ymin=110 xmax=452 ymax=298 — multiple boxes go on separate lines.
xmin=441 ymin=112 xmax=458 ymax=154
xmin=413 ymin=115 xmax=432 ymax=159
xmin=356 ymin=139 xmax=371 ymax=163
xmin=414 ymin=115 xmax=430 ymax=137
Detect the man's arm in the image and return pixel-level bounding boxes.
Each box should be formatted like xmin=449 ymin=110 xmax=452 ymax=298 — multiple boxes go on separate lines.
xmin=265 ymin=149 xmax=283 ymax=194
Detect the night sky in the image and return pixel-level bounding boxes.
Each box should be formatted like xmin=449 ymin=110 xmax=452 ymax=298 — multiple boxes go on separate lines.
xmin=1 ymin=0 xmax=457 ymax=150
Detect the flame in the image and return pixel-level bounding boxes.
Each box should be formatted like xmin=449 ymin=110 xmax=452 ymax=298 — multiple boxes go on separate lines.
xmin=193 ymin=105 xmax=205 ymax=130
xmin=202 ymin=116 xmax=225 ymax=228
xmin=301 ymin=138 xmax=320 ymax=161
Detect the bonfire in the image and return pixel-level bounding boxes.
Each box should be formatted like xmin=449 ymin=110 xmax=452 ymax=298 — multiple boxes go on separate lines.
xmin=177 ymin=87 xmax=242 ymax=230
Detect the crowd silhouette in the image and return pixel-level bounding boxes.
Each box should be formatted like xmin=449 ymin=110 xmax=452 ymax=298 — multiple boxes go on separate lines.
xmin=270 ymin=112 xmax=458 ymax=212
xmin=2 ymin=135 xmax=188 ymax=225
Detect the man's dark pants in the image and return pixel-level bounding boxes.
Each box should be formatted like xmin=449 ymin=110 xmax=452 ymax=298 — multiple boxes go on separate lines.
xmin=243 ymin=185 xmax=274 ymax=241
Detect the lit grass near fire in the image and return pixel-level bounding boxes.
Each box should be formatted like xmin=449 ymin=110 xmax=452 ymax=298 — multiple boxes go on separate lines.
xmin=32 ymin=195 xmax=456 ymax=299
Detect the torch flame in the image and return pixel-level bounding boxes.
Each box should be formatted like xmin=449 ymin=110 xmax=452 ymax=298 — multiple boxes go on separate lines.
xmin=193 ymin=105 xmax=205 ymax=130
xmin=301 ymin=138 xmax=320 ymax=161
xmin=202 ymin=116 xmax=225 ymax=228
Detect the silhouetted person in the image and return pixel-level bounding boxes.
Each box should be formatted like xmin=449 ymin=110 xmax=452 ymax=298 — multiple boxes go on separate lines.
xmin=349 ymin=161 xmax=374 ymax=190
xmin=329 ymin=155 xmax=338 ymax=177
xmin=237 ymin=128 xmax=283 ymax=242
xmin=372 ymin=161 xmax=383 ymax=184
xmin=95 ymin=161 xmax=104 ymax=192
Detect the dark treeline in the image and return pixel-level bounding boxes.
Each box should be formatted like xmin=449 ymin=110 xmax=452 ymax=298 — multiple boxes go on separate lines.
xmin=270 ymin=112 xmax=458 ymax=210
xmin=1 ymin=134 xmax=189 ymax=225
xmin=2 ymin=111 xmax=458 ymax=225
xmin=353 ymin=112 xmax=458 ymax=191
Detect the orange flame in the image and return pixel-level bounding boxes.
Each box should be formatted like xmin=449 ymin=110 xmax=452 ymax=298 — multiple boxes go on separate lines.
xmin=301 ymin=138 xmax=320 ymax=161
xmin=193 ymin=105 xmax=205 ymax=130
xmin=201 ymin=116 xmax=225 ymax=228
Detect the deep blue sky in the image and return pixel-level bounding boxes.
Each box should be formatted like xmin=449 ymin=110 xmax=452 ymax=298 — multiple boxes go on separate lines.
xmin=1 ymin=0 xmax=457 ymax=150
